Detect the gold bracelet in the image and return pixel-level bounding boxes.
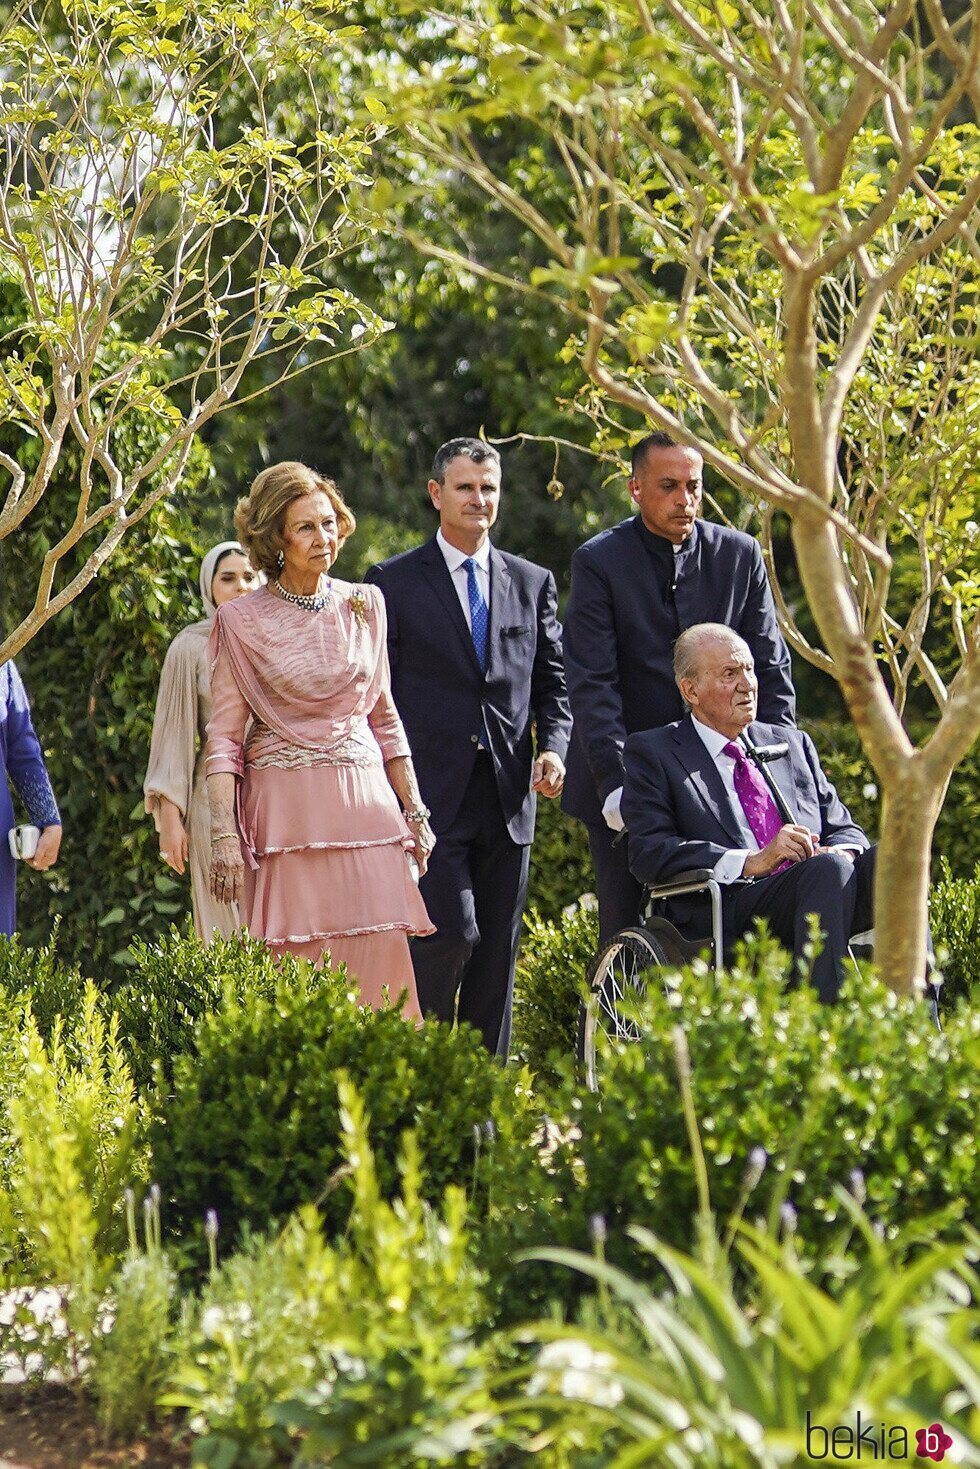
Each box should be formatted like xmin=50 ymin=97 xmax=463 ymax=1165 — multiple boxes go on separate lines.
xmin=211 ymin=832 xmax=239 ymax=844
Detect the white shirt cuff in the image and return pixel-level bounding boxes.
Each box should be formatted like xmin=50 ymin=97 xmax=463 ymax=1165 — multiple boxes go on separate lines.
xmin=712 ymin=848 xmax=753 ymax=885
xmin=602 ymin=786 xmax=624 ymax=831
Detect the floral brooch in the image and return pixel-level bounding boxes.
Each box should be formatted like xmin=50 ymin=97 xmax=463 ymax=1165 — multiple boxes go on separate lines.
xmin=349 ymin=589 xmax=369 ymax=627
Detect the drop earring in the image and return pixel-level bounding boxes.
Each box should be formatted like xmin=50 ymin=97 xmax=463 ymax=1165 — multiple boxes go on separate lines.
xmin=276 ymin=549 xmax=284 ymax=570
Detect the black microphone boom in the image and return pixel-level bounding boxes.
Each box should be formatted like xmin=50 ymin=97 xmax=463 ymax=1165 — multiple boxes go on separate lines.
xmin=749 ymin=741 xmax=790 ymax=763
xmin=741 ymin=732 xmax=795 ymax=824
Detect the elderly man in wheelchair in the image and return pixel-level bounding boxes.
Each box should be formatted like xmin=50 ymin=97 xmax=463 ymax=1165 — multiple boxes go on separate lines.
xmin=578 ymin=623 xmax=937 ymax=1087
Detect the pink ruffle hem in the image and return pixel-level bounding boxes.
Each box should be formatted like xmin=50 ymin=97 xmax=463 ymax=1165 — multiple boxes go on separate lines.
xmin=240 ymin=760 xmax=432 ymax=1018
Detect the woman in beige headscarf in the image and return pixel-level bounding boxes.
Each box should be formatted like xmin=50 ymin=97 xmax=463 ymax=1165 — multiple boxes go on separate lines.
xmin=144 ymin=542 xmax=259 ymax=941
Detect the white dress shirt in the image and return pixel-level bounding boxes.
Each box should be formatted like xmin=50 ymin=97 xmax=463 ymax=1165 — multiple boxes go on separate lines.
xmin=436 ymin=529 xmax=491 ymax=628
xmin=437 ymin=529 xmax=491 ymax=750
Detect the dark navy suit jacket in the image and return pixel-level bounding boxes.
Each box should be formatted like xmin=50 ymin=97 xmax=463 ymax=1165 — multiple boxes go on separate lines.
xmin=562 ymin=516 xmax=796 ymax=826
xmin=622 ymin=716 xmax=868 ymax=931
xmin=366 ymin=538 xmax=571 ymax=845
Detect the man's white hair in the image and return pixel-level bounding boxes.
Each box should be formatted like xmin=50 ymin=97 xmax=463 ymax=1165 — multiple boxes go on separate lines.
xmin=673 ymin=623 xmax=752 ymax=696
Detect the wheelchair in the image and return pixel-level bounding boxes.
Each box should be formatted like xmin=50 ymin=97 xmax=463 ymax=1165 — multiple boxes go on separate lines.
xmin=577 ymin=868 xmax=722 ymax=1092
xmin=575 ymin=868 xmax=927 ymax=1093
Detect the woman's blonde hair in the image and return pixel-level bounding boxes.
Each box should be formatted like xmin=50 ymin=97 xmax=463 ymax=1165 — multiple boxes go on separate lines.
xmin=234 ymin=461 xmax=355 ymax=578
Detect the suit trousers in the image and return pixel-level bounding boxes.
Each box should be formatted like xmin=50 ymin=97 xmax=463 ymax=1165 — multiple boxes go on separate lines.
xmin=725 ymin=847 xmax=876 ymax=1003
xmin=587 ymin=821 xmax=644 ymax=947
xmin=411 ymin=752 xmax=530 ymax=1058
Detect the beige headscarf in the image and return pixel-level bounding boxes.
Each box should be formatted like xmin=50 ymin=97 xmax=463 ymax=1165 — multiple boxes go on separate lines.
xmin=199 ymin=541 xmax=246 ymax=620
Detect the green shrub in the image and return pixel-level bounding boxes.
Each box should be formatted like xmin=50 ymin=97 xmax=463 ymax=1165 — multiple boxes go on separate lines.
xmin=0 ymin=926 xmax=90 ymax=1047
xmin=113 ymin=928 xmax=303 ymax=1092
xmin=930 ymin=859 xmax=980 ymax=1008
xmin=151 ymin=966 xmax=545 ymax=1263
xmin=526 ymin=795 xmax=594 ymax=920
xmin=165 ymin=1078 xmax=505 ymax=1469
xmin=0 ymin=987 xmax=148 ymax=1280
xmin=541 ymin=934 xmax=979 ymax=1283
xmin=0 ymin=989 xmax=149 ymax=1385
xmin=89 ymin=1194 xmax=177 ymax=1439
xmin=512 ymin=899 xmax=598 ymax=1084
xmin=514 ymin=1222 xmax=980 ymax=1468
xmin=0 ymin=933 xmax=97 ymax=1196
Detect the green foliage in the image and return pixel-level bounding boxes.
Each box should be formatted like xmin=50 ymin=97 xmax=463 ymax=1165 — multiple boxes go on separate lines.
xmin=89 ymin=1193 xmax=177 ymax=1440
xmin=516 ymin=1223 xmax=980 ymax=1467
xmin=525 ymin=795 xmax=594 ymax=920
xmin=0 ymin=987 xmax=148 ymax=1281
xmin=0 ymin=268 xmax=214 ymax=976
xmin=542 ymin=935 xmax=979 ymax=1283
xmin=151 ymin=965 xmax=544 ymax=1262
xmin=0 ymin=989 xmax=149 ymax=1385
xmin=807 ymin=718 xmax=980 ymax=879
xmin=512 ymin=899 xmax=597 ymax=1084
xmin=113 ymin=928 xmax=302 ymax=1092
xmin=0 ymin=925 xmax=89 ymax=1047
xmin=166 ymin=1077 xmax=505 ymax=1469
xmin=0 ymin=0 xmax=384 ymax=654
xmin=10 ymin=497 xmax=211 ymax=977
xmin=931 ymin=860 xmax=980 ymax=1008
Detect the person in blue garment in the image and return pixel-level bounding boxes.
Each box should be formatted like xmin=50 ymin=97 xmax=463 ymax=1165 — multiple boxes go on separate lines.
xmin=0 ymin=660 xmax=62 ymax=934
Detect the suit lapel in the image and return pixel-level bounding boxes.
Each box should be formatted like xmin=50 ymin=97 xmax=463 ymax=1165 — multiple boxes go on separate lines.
xmin=418 ymin=538 xmax=483 ymax=678
xmin=487 ymin=547 xmax=512 ymax=678
xmin=672 ymin=716 xmax=745 ymax=845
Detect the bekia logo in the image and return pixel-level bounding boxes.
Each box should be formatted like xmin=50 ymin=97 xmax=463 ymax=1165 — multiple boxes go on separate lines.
xmin=916 ymin=1423 xmax=954 ymax=1462
xmin=805 ymin=1410 xmax=954 ymax=1461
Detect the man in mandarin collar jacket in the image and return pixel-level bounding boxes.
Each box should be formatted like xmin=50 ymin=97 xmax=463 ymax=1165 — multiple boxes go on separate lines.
xmin=562 ymin=431 xmax=796 ymax=944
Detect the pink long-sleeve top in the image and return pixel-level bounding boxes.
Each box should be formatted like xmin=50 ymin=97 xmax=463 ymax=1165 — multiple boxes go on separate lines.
xmin=206 ymin=581 xmax=411 ymax=776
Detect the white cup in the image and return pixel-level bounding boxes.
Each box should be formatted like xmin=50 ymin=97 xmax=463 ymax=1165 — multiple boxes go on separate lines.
xmin=8 ymin=825 xmax=40 ymax=860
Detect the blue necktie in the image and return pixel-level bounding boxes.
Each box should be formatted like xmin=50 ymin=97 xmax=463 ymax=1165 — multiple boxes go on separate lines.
xmin=464 ymin=557 xmax=489 ymax=673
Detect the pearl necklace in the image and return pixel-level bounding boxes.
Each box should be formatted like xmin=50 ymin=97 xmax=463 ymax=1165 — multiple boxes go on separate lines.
xmin=274 ymin=577 xmax=331 ymax=612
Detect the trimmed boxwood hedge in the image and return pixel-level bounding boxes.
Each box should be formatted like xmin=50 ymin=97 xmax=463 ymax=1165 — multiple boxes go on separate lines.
xmin=537 ymin=933 xmax=979 ymax=1283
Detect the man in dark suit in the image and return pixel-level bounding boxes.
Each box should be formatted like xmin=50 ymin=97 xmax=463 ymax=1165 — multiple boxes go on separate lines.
xmin=622 ymin=623 xmax=871 ymax=1003
xmin=366 ymin=438 xmax=572 ymax=1057
xmin=562 ymin=431 xmax=796 ymax=944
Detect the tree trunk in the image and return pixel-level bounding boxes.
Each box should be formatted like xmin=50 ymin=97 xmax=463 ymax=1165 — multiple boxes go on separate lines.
xmin=870 ymin=767 xmax=943 ymax=997
xmin=787 ymin=512 xmax=928 ymax=995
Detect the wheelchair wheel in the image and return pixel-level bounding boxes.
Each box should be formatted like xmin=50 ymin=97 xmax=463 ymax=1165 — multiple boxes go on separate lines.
xmin=577 ymin=926 xmax=675 ymax=1091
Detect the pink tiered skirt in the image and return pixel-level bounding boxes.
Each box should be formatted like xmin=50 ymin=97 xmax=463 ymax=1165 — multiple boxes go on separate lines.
xmin=239 ymin=756 xmax=431 ymax=1018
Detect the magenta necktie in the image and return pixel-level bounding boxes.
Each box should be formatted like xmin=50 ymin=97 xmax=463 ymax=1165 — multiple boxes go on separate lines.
xmin=723 ymin=741 xmax=788 ymax=869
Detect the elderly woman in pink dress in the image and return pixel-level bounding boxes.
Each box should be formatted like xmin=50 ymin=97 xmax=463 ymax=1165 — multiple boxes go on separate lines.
xmin=206 ymin=461 xmax=434 ymax=1015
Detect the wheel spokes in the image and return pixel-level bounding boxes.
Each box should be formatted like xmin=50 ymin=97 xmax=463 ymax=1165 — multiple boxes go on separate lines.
xmin=595 ymin=944 xmax=646 ymax=1043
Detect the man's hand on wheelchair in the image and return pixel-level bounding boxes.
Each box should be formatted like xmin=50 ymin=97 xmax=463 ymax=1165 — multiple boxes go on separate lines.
xmin=744 ymin=824 xmax=817 ymax=877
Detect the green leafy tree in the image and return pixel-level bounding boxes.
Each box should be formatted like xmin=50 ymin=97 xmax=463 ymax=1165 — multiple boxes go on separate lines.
xmin=0 ymin=269 xmax=214 ymax=971
xmin=10 ymin=496 xmax=209 ymax=972
xmin=0 ymin=0 xmax=385 ymax=660
xmin=384 ymin=0 xmax=980 ymax=993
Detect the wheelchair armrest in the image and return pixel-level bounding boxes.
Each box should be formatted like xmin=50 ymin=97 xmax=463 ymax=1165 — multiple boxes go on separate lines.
xmin=642 ymin=869 xmax=725 ymax=973
xmin=646 ymin=868 xmax=714 ymax=896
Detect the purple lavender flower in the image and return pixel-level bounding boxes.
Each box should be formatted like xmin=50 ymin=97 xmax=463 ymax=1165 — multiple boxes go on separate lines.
xmin=744 ymin=1146 xmax=768 ymax=1190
